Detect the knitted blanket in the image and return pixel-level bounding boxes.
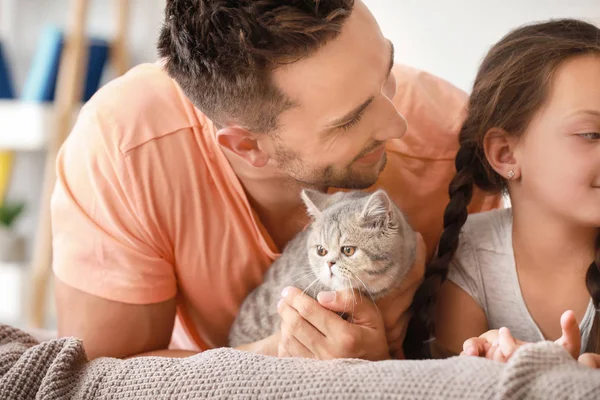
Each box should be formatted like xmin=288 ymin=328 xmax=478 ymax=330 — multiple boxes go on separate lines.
xmin=1 ymin=323 xmax=599 ymax=399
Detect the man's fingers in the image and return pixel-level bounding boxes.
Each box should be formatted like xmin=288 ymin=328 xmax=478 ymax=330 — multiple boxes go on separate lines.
xmin=316 ymin=289 xmax=379 ymax=329
xmin=281 ymin=287 xmax=341 ymax=336
xmin=278 ymin=343 xmax=291 ymax=357
xmin=386 ymin=312 xmax=411 ymax=357
xmin=555 ymin=310 xmax=581 ymax=359
xmin=278 ymin=299 xmax=326 ymax=354
xmin=279 ymin=328 xmax=315 ymax=359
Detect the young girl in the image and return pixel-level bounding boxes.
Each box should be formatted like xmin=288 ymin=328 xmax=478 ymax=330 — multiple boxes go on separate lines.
xmin=410 ymin=18 xmax=600 ymax=363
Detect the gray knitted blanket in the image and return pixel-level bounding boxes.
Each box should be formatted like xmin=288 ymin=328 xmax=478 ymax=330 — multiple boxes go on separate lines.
xmin=1 ymin=324 xmax=600 ymax=399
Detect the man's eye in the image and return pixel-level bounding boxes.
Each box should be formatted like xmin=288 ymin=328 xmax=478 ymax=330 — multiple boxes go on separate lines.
xmin=339 ymin=113 xmax=363 ymax=131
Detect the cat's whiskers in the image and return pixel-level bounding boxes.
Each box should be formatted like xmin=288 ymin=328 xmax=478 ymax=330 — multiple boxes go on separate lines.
xmin=343 ymin=276 xmax=357 ymax=318
xmin=302 ymin=278 xmax=321 ymax=298
xmin=288 ymin=270 xmax=317 ymax=288
xmin=288 ymin=268 xmax=315 ymax=281
xmin=350 ymin=272 xmax=380 ymax=317
xmin=342 ymin=277 xmax=350 ymax=315
xmin=355 ymin=278 xmax=364 ymax=303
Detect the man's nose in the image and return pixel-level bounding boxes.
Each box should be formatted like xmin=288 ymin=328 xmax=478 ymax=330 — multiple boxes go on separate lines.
xmin=373 ymin=103 xmax=408 ymax=142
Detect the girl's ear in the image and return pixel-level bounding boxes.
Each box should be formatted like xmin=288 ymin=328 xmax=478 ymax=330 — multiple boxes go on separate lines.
xmin=483 ymin=128 xmax=521 ymax=180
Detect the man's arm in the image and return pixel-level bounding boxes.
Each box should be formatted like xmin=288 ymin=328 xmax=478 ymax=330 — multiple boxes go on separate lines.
xmin=56 ymin=278 xmax=181 ymax=360
xmin=56 ymin=278 xmax=280 ymax=359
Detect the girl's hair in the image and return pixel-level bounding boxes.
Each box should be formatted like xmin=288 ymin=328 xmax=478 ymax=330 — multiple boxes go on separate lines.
xmin=405 ymin=18 xmax=600 ymax=358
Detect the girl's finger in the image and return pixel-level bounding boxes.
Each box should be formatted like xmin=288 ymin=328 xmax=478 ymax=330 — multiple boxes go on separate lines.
xmin=498 ymin=327 xmax=518 ymax=360
xmin=485 ymin=343 xmax=499 ymax=360
xmin=578 ymin=353 xmax=600 ymax=369
xmin=555 ymin=310 xmax=581 ymax=359
xmin=462 ymin=337 xmax=486 ymax=357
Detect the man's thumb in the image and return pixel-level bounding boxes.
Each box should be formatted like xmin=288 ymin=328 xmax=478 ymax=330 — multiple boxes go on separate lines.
xmin=317 ymin=289 xmax=378 ymax=325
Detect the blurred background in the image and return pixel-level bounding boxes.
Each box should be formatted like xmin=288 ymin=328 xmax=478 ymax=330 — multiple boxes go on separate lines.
xmin=0 ymin=0 xmax=598 ymax=332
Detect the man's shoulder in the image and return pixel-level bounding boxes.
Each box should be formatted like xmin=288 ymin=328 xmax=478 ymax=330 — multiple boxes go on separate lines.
xmin=79 ymin=62 xmax=205 ymax=155
xmin=390 ymin=64 xmax=468 ymax=160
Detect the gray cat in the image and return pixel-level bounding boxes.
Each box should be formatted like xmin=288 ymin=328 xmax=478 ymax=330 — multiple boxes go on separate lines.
xmin=228 ymin=189 xmax=416 ymax=348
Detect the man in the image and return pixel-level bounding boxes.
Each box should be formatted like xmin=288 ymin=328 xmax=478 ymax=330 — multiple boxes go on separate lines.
xmin=53 ymin=0 xmax=499 ymax=360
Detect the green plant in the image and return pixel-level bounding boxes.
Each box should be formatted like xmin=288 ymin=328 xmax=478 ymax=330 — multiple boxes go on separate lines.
xmin=0 ymin=201 xmax=25 ymax=228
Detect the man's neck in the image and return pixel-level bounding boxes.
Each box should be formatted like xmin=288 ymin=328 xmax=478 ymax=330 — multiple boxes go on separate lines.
xmin=223 ymin=149 xmax=314 ymax=251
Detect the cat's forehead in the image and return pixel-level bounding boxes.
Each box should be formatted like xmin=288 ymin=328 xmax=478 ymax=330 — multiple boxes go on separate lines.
xmin=319 ymin=200 xmax=363 ymax=222
xmin=314 ymin=204 xmax=365 ymax=236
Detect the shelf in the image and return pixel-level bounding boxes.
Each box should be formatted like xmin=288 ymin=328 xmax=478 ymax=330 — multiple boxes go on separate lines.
xmin=0 ymin=100 xmax=54 ymax=151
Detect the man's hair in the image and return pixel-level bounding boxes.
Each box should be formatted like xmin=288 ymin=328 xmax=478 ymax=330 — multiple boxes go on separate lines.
xmin=158 ymin=0 xmax=354 ymax=133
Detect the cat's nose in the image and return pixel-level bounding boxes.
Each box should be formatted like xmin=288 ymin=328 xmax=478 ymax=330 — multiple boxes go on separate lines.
xmin=328 ymin=261 xmax=336 ymax=268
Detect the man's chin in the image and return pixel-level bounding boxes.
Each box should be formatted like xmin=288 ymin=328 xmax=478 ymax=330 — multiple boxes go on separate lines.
xmin=336 ymin=155 xmax=387 ymax=189
xmin=324 ymin=172 xmax=381 ymax=190
xmin=286 ymin=155 xmax=386 ymax=190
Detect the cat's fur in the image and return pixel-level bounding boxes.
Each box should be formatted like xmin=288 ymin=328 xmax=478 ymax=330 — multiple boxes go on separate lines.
xmin=228 ymin=189 xmax=416 ymax=347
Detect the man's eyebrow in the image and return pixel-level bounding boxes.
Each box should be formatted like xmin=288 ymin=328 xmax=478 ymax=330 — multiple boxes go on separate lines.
xmin=327 ymin=97 xmax=374 ymax=128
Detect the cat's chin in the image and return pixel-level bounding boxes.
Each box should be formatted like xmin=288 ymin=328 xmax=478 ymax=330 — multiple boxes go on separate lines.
xmin=317 ymin=272 xmax=347 ymax=292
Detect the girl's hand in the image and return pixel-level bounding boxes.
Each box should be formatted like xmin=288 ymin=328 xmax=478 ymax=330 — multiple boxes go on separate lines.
xmin=461 ymin=328 xmax=526 ymax=362
xmin=578 ymin=353 xmax=600 ymax=368
xmin=461 ymin=310 xmax=581 ymax=362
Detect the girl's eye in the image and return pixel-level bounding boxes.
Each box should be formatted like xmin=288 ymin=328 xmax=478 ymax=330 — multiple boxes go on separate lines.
xmin=316 ymin=246 xmax=328 ymax=257
xmin=341 ymin=246 xmax=356 ymax=257
xmin=578 ymin=132 xmax=600 ymax=141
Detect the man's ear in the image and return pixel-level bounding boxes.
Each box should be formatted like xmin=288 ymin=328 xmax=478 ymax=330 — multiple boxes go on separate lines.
xmin=483 ymin=127 xmax=521 ymax=180
xmin=216 ymin=126 xmax=270 ymax=168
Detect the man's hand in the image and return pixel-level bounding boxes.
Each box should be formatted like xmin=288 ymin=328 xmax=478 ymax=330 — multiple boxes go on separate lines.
xmin=377 ymin=232 xmax=426 ymax=358
xmin=277 ymin=286 xmax=389 ymax=360
xmin=276 ymin=232 xmax=426 ymax=360
xmin=235 ymin=332 xmax=280 ymax=356
xmin=461 ymin=310 xmax=584 ymax=363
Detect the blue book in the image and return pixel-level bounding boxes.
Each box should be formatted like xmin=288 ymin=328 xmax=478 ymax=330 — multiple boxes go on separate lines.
xmin=21 ymin=26 xmax=63 ymax=102
xmin=0 ymin=42 xmax=15 ymax=99
xmin=83 ymin=38 xmax=110 ymax=102
xmin=22 ymin=25 xmax=110 ymax=102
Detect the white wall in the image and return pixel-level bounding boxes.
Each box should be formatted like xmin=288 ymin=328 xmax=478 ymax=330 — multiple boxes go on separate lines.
xmin=365 ymin=0 xmax=600 ymax=92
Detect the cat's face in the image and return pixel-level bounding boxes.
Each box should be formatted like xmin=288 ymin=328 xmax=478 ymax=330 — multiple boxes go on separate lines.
xmin=302 ymin=189 xmax=411 ymax=299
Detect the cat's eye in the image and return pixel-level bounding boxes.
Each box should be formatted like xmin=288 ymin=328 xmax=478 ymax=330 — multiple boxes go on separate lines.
xmin=341 ymin=246 xmax=356 ymax=257
xmin=316 ymin=246 xmax=328 ymax=257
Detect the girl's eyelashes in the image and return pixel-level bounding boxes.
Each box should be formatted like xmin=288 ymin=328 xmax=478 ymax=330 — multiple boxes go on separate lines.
xmin=577 ymin=132 xmax=600 ymax=141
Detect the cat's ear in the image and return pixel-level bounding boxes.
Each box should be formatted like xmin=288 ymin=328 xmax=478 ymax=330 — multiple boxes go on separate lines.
xmin=360 ymin=190 xmax=393 ymax=227
xmin=301 ymin=189 xmax=328 ymax=219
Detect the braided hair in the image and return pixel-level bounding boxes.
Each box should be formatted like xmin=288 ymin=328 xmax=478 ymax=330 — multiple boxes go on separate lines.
xmin=404 ymin=18 xmax=600 ymax=359
xmin=585 ymin=233 xmax=600 ymax=353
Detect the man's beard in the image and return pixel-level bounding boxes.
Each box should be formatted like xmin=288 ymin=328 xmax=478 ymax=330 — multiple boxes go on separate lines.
xmin=273 ymin=141 xmax=387 ymax=190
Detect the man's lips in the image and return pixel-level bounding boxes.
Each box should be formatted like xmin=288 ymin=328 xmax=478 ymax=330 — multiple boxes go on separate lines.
xmin=356 ymin=145 xmax=385 ymax=165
